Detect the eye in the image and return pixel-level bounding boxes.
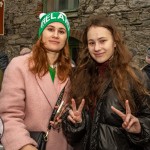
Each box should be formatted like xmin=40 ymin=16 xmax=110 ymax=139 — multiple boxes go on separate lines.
xmin=99 ymin=40 xmax=106 ymax=44
xmin=47 ymin=27 xmax=54 ymax=32
xmin=88 ymin=42 xmax=95 ymax=46
xmin=59 ymin=30 xmax=65 ymax=34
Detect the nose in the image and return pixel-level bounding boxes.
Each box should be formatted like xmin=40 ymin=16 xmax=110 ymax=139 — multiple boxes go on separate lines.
xmin=53 ymin=30 xmax=59 ymax=38
xmin=94 ymin=42 xmax=101 ymax=51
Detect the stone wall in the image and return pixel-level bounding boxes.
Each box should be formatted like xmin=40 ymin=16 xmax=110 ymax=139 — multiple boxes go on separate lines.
xmin=0 ymin=0 xmax=150 ymax=68
xmin=0 ymin=0 xmax=41 ymax=60
xmin=71 ymin=0 xmax=150 ymax=67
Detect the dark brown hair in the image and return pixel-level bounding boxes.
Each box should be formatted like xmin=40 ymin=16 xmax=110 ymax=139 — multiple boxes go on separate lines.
xmin=69 ymin=16 xmax=149 ymax=113
xmin=29 ymin=37 xmax=72 ymax=82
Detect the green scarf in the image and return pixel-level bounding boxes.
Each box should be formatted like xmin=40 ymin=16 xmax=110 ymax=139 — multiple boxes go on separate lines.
xmin=49 ymin=66 xmax=56 ymax=82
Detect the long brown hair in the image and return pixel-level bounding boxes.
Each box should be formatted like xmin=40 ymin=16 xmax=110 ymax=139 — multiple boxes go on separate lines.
xmin=70 ymin=16 xmax=149 ymax=113
xmin=29 ymin=37 xmax=72 ymax=82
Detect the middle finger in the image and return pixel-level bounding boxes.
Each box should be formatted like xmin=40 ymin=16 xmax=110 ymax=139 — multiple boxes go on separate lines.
xmin=71 ymin=99 xmax=77 ymax=112
xmin=78 ymin=99 xmax=85 ymax=112
xmin=124 ymin=114 xmax=132 ymax=126
xmin=125 ymin=100 xmax=131 ymax=114
xmin=69 ymin=109 xmax=76 ymax=119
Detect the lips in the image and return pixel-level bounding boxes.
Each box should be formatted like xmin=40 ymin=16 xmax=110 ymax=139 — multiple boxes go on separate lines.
xmin=94 ymin=52 xmax=104 ymax=57
xmin=49 ymin=40 xmax=60 ymax=44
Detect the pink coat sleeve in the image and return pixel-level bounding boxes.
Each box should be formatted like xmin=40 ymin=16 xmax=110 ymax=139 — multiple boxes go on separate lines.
xmin=0 ymin=57 xmax=37 ymax=150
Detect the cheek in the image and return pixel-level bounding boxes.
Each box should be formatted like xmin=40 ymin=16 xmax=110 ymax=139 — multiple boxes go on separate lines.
xmin=41 ymin=34 xmax=47 ymax=43
xmin=42 ymin=38 xmax=46 ymax=43
xmin=62 ymin=38 xmax=66 ymax=44
xmin=61 ymin=37 xmax=67 ymax=45
xmin=108 ymin=46 xmax=115 ymax=57
xmin=88 ymin=45 xmax=93 ymax=52
xmin=88 ymin=49 xmax=94 ymax=58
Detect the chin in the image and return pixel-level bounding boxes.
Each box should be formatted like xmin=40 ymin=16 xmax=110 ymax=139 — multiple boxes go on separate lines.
xmin=94 ymin=58 xmax=107 ymax=63
xmin=47 ymin=47 xmax=62 ymax=52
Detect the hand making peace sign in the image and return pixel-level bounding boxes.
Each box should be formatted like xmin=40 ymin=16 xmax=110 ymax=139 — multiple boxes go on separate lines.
xmin=67 ymin=99 xmax=85 ymax=124
xmin=111 ymin=100 xmax=141 ymax=134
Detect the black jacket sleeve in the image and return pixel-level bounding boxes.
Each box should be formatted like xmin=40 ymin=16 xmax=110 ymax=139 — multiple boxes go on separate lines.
xmin=127 ymin=95 xmax=150 ymax=147
xmin=62 ymin=110 xmax=87 ymax=147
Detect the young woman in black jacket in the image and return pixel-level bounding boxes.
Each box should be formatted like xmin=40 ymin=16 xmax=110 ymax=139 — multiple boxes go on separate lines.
xmin=62 ymin=15 xmax=150 ymax=150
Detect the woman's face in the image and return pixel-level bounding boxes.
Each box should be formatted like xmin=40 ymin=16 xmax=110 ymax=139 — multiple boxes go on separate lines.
xmin=87 ymin=26 xmax=116 ymax=64
xmin=42 ymin=22 xmax=67 ymax=52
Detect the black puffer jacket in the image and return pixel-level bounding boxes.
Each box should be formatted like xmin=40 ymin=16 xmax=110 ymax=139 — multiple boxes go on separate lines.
xmin=62 ymin=79 xmax=150 ymax=150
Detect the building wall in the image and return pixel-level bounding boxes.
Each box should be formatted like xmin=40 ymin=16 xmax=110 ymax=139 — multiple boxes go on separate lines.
xmin=0 ymin=0 xmax=40 ymax=59
xmin=70 ymin=0 xmax=150 ymax=67
xmin=0 ymin=0 xmax=150 ymax=67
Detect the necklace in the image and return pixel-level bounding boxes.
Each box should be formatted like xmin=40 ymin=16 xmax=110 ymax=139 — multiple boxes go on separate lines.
xmin=50 ymin=64 xmax=57 ymax=69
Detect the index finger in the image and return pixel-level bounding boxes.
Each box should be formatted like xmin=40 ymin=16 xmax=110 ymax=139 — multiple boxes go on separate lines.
xmin=111 ymin=106 xmax=125 ymax=119
xmin=78 ymin=99 xmax=85 ymax=112
xmin=125 ymin=100 xmax=131 ymax=114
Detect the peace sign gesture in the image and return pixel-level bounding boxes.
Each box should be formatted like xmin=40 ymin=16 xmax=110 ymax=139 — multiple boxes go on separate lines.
xmin=111 ymin=100 xmax=141 ymax=133
xmin=67 ymin=99 xmax=85 ymax=124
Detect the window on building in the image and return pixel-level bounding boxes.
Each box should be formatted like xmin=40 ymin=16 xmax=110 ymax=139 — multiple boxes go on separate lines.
xmin=54 ymin=0 xmax=79 ymax=11
xmin=45 ymin=0 xmax=79 ymax=12
xmin=69 ymin=37 xmax=80 ymax=64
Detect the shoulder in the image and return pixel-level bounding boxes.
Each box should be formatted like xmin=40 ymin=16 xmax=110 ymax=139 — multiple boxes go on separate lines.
xmin=5 ymin=53 xmax=32 ymax=74
xmin=8 ymin=53 xmax=31 ymax=68
xmin=131 ymin=66 xmax=143 ymax=77
xmin=11 ymin=53 xmax=31 ymax=64
xmin=131 ymin=66 xmax=150 ymax=90
xmin=142 ymin=64 xmax=150 ymax=71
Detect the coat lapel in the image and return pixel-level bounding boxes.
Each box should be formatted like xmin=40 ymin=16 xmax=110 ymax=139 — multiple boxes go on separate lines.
xmin=35 ymin=73 xmax=69 ymax=109
xmin=35 ymin=73 xmax=58 ymax=109
xmin=54 ymin=76 xmax=69 ymax=95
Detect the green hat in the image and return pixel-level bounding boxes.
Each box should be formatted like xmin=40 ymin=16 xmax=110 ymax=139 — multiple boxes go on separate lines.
xmin=38 ymin=12 xmax=70 ymax=39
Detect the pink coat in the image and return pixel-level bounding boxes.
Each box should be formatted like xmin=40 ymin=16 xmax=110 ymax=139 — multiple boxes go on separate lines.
xmin=0 ymin=54 xmax=72 ymax=150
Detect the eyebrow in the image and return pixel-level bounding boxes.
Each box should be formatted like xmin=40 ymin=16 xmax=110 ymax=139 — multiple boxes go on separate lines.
xmin=88 ymin=37 xmax=106 ymax=41
xmin=47 ymin=25 xmax=66 ymax=31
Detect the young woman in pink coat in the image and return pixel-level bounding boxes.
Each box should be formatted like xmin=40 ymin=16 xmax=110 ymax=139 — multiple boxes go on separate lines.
xmin=0 ymin=12 xmax=73 ymax=150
